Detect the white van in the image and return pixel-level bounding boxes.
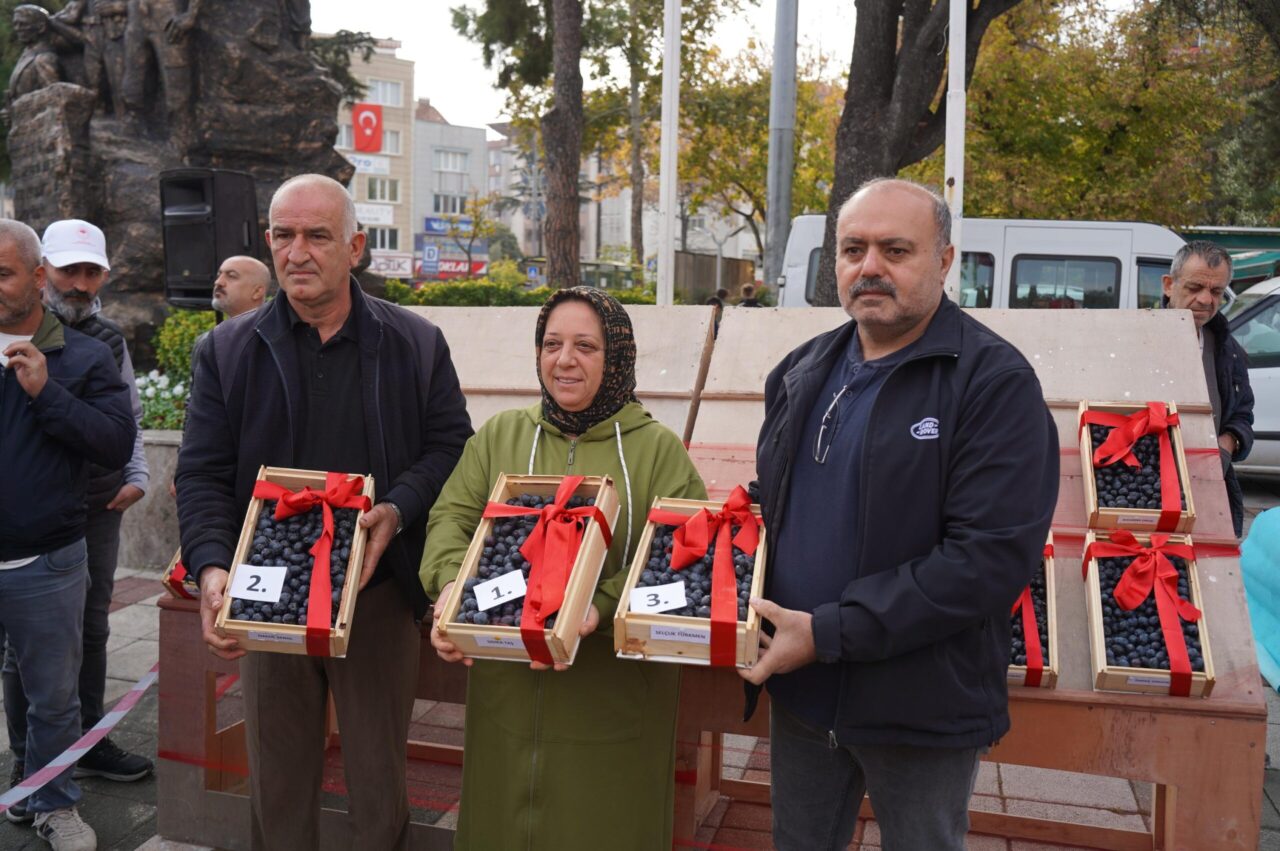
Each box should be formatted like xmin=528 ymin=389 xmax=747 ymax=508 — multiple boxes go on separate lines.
xmin=778 ymin=215 xmax=1186 ymax=310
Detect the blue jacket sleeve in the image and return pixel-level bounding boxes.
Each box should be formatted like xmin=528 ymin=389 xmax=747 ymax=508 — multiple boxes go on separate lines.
xmin=30 ymin=344 xmax=135 ymax=470
xmin=811 ymin=367 xmax=1059 ymax=663
xmin=175 ymin=330 xmax=240 ymax=581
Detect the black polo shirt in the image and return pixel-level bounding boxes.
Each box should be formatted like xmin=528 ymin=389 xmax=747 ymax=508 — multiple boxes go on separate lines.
xmin=285 ymin=298 xmax=371 ymax=480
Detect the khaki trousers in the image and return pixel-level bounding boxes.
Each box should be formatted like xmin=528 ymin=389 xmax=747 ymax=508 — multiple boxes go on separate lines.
xmin=242 ymin=578 xmax=420 ymax=851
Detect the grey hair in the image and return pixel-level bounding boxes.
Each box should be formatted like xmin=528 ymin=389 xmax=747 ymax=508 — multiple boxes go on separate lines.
xmin=269 ymin=174 xmax=357 ymax=242
xmin=0 ymin=219 xmax=43 ymax=270
xmin=1170 ymin=240 xmax=1233 ymax=280
xmin=840 ymin=177 xmax=952 ymax=254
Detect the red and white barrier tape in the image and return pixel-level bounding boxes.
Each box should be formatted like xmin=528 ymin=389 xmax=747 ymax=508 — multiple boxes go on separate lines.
xmin=0 ymin=663 xmax=158 ymax=813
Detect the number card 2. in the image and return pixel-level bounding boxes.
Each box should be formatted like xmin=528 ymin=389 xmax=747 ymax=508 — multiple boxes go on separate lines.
xmin=476 ymin=570 xmax=528 ymax=612
xmin=629 ymin=581 xmax=688 ymax=614
xmin=229 ymin=564 xmax=287 ymax=603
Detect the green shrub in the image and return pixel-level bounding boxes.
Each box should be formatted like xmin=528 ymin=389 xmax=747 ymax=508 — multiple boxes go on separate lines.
xmin=137 ymin=370 xmax=189 ymax=430
xmin=384 ymin=276 xmax=656 ymax=307
xmin=153 ymin=309 xmax=215 ymax=378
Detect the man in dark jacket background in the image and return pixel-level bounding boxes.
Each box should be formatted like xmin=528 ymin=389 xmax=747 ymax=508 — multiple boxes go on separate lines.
xmin=0 ymin=218 xmax=135 ymax=851
xmin=1161 ymin=240 xmax=1253 ymax=537
xmin=4 ymin=219 xmax=154 ymax=804
xmin=176 ymin=174 xmax=472 ymax=850
xmin=741 ymin=179 xmax=1058 ymax=850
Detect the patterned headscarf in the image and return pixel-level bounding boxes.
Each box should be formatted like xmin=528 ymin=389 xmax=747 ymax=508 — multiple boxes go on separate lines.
xmin=535 ymin=286 xmax=638 ymax=435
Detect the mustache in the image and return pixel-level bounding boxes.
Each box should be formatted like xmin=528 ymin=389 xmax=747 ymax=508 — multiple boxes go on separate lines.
xmin=851 ymin=276 xmax=896 ymax=298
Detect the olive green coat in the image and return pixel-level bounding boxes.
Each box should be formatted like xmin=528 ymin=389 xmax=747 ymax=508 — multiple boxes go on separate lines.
xmin=420 ymin=402 xmax=707 ymax=850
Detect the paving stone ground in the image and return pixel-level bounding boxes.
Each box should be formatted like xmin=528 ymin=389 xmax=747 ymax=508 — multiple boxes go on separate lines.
xmin=0 ymin=565 xmax=1274 ymax=850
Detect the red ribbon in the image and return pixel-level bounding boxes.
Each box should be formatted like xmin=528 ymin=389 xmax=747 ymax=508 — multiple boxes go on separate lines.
xmin=1010 ymin=541 xmax=1055 ymax=687
xmin=1079 ymin=402 xmax=1183 ymax=531
xmin=251 ymin=473 xmax=371 ymax=656
xmin=481 ymin=476 xmax=613 ymax=665
xmin=647 ymin=485 xmax=762 ymax=667
xmin=1082 ymin=530 xmax=1202 ymax=696
xmin=167 ymin=559 xmax=197 ymax=600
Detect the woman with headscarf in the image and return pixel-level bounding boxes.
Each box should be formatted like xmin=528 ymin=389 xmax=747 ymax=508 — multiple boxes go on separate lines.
xmin=420 ymin=287 xmax=707 ymax=849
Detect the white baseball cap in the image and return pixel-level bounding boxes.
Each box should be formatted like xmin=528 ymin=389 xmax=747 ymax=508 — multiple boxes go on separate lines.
xmin=41 ymin=219 xmax=110 ymax=270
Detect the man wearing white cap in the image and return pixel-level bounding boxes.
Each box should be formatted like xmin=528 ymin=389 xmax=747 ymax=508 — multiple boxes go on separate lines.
xmin=3 ymin=220 xmax=151 ymax=823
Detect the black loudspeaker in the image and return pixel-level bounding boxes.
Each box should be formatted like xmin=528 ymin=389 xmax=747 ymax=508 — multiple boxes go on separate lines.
xmin=160 ymin=168 xmax=261 ymax=310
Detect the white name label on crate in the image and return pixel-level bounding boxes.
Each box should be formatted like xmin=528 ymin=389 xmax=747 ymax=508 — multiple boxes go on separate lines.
xmin=475 ymin=570 xmax=528 ymax=612
xmin=629 ymin=581 xmax=688 ymax=614
xmin=475 ymin=634 xmax=524 ymax=650
xmin=1126 ymin=674 xmax=1171 ymax=687
xmin=650 ymin=624 xmax=710 ymax=645
xmin=1117 ymin=515 xmax=1153 ymax=526
xmin=229 ymin=564 xmax=286 ymax=603
xmin=1007 ymin=669 xmax=1026 ymax=683
xmin=246 ymin=630 xmax=304 ymax=645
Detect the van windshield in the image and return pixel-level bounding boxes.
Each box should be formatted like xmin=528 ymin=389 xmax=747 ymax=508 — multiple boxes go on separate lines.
xmin=1010 ymin=255 xmax=1120 ymax=309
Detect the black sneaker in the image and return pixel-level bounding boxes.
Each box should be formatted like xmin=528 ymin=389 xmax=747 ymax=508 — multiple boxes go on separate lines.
xmin=5 ymin=759 xmax=30 ymax=824
xmin=72 ymin=738 xmax=152 ymax=782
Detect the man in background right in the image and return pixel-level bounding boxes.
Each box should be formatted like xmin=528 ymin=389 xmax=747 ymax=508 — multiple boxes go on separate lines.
xmin=1162 ymin=240 xmax=1254 ymax=537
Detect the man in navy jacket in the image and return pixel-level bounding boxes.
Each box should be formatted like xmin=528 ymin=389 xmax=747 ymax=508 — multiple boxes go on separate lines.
xmin=742 ymin=180 xmax=1058 ymax=850
xmin=0 ymin=218 xmax=134 ymax=850
xmin=176 ymin=174 xmax=471 ymax=850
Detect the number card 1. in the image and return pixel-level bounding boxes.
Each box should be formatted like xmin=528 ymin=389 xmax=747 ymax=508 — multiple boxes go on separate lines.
xmin=629 ymin=581 xmax=688 ymax=615
xmin=476 ymin=570 xmax=528 ymax=612
xmin=229 ymin=564 xmax=287 ymax=603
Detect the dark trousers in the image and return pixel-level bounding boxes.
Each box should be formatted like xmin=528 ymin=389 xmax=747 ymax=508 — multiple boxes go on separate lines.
xmin=241 ymin=578 xmax=420 ymax=851
xmin=5 ymin=507 xmax=121 ymax=753
xmin=769 ymin=703 xmax=984 ymax=851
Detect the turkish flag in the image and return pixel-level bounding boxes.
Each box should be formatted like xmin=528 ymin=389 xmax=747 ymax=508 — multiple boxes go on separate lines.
xmin=352 ymin=103 xmax=382 ymax=152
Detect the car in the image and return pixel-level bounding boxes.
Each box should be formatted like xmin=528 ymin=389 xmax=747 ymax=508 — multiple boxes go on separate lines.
xmin=1226 ymin=276 xmax=1280 ymax=477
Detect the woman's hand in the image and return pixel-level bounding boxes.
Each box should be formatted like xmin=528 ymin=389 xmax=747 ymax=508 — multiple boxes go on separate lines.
xmin=529 ymin=604 xmax=599 ymax=672
xmin=430 ymin=581 xmax=472 ymax=666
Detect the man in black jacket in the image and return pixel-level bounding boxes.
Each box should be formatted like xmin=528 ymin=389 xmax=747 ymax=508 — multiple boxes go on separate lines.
xmin=1161 ymin=240 xmax=1253 ymax=537
xmin=741 ymin=179 xmax=1058 ymax=850
xmin=4 ymin=219 xmax=153 ymax=802
xmin=0 ymin=218 xmax=135 ymax=851
xmin=176 ymin=174 xmax=472 ymax=850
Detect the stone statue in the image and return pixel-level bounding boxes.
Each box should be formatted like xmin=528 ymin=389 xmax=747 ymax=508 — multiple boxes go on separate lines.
xmin=52 ymin=0 xmax=129 ymax=116
xmin=7 ymin=5 xmax=73 ymax=106
xmin=281 ymin=0 xmax=310 ymax=50
xmin=123 ymin=0 xmax=204 ymax=150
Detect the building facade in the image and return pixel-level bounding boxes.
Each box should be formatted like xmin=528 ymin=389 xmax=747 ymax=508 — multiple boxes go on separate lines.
xmin=415 ymin=100 xmax=489 ymax=280
xmin=334 ymin=38 xmax=415 ymax=279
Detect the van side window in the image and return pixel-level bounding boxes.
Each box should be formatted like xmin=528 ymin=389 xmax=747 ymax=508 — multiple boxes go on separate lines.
xmin=1010 ymin=255 xmax=1121 ymax=309
xmin=960 ymin=252 xmax=994 ymax=307
xmin=804 ymin=247 xmax=821 ymax=305
xmin=1232 ymin=299 xmax=1280 ymax=369
xmin=1137 ymin=260 xmax=1168 ymax=309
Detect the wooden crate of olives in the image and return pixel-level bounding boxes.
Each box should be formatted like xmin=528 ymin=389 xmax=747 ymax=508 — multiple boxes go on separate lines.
xmin=1078 ymin=400 xmax=1195 ymax=533
xmin=613 ymin=493 xmax=767 ymax=668
xmin=1007 ymin=534 xmax=1058 ymax=689
xmin=435 ymin=474 xmax=620 ymax=665
xmin=161 ymin=548 xmax=198 ymax=601
xmin=215 ymin=466 xmax=374 ymax=657
xmin=1082 ymin=529 xmax=1215 ymax=697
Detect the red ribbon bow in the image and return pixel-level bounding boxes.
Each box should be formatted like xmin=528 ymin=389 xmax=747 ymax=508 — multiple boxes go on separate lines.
xmin=648 ymin=486 xmax=762 ymax=667
xmin=167 ymin=559 xmax=197 ymax=600
xmin=1010 ymin=542 xmax=1055 ymax=687
xmin=251 ymin=473 xmax=371 ymax=656
xmin=481 ymin=476 xmax=613 ymax=665
xmin=1082 ymin=530 xmax=1202 ymax=696
xmin=1079 ymin=402 xmax=1183 ymax=531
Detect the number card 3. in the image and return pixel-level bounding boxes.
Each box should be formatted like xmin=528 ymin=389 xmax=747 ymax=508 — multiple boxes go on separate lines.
xmin=476 ymin=570 xmax=528 ymax=612
xmin=629 ymin=581 xmax=688 ymax=614
xmin=229 ymin=564 xmax=287 ymax=603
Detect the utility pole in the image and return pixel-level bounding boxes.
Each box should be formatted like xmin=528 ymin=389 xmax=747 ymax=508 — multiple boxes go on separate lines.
xmin=764 ymin=0 xmax=799 ymax=290
xmin=656 ymin=0 xmax=681 ymax=305
xmin=943 ymin=0 xmax=967 ymax=303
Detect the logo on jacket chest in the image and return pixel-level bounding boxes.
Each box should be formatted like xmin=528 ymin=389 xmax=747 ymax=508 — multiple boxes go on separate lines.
xmin=910 ymin=417 xmax=940 ymax=440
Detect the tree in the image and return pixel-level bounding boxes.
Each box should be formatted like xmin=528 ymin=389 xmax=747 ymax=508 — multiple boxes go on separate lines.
xmin=902 ymin=1 xmax=1252 ymax=225
xmin=309 ymin=30 xmax=377 ymax=106
xmin=680 ymin=45 xmax=842 ymax=258
xmin=444 ymin=191 xmax=504 ymax=274
xmin=489 ymin=222 xmax=523 ymax=262
xmin=812 ymin=0 xmax=1024 ymax=305
xmin=455 ymin=0 xmax=582 ymax=287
